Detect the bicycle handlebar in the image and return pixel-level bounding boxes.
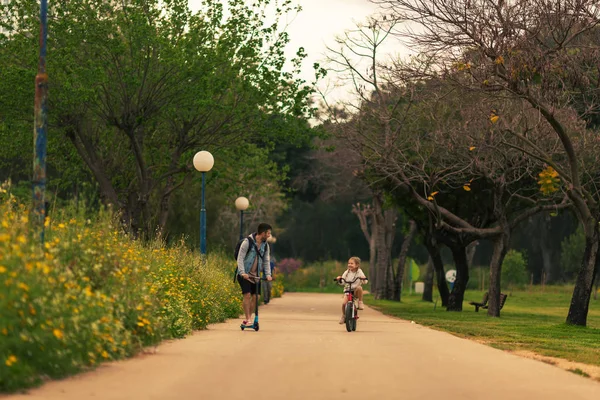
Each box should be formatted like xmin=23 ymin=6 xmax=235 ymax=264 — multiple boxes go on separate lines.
xmin=333 ymin=276 xmax=368 ymax=284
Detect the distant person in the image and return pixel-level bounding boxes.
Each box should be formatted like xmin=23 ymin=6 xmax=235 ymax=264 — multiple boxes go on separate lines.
xmin=236 ymin=223 xmax=273 ymax=325
xmin=263 ymin=236 xmax=277 ymax=304
xmin=335 ymin=256 xmax=368 ymax=324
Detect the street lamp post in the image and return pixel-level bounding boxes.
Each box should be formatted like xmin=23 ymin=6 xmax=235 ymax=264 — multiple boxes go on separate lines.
xmin=235 ymin=196 xmax=249 ymax=240
xmin=193 ymin=151 xmax=214 ymax=256
xmin=32 ymin=0 xmax=49 ymax=244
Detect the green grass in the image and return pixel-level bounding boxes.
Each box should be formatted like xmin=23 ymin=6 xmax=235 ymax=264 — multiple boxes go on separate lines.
xmin=366 ymin=286 xmax=600 ymax=367
xmin=569 ymin=368 xmax=591 ymax=377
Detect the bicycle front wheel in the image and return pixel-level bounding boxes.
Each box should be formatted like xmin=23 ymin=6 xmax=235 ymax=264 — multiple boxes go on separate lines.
xmin=345 ymin=303 xmax=353 ymax=332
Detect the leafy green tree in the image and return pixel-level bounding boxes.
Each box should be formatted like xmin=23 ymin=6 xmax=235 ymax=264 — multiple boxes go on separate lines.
xmin=0 ymin=0 xmax=314 ymax=238
xmin=560 ymin=225 xmax=586 ymax=282
xmin=502 ymin=250 xmax=528 ymax=291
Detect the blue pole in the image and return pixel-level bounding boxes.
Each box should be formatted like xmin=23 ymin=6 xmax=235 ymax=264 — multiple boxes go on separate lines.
xmin=239 ymin=210 xmax=244 ymax=240
xmin=32 ymin=0 xmax=49 ymax=245
xmin=200 ymin=171 xmax=206 ymax=255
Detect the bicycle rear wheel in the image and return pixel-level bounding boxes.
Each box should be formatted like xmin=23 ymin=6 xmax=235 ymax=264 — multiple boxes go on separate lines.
xmin=345 ymin=303 xmax=353 ymax=332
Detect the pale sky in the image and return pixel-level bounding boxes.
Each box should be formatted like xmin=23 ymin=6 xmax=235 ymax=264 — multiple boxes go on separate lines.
xmin=187 ymin=0 xmax=396 ymax=105
xmin=284 ymin=0 xmax=381 ymax=79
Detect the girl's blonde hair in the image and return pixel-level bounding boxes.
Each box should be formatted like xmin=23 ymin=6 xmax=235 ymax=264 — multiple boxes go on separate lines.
xmin=348 ymin=256 xmax=361 ymax=267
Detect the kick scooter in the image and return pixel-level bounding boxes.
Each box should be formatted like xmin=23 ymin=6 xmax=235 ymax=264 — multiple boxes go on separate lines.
xmin=240 ymin=275 xmax=267 ymax=331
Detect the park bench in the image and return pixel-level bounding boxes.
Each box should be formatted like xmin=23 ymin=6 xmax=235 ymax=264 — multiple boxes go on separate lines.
xmin=469 ymin=292 xmax=507 ymax=312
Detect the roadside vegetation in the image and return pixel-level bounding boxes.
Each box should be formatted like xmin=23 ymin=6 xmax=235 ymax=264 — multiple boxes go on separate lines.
xmin=0 ymin=195 xmax=244 ymax=392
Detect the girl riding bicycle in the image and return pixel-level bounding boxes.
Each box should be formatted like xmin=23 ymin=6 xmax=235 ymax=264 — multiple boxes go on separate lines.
xmin=335 ymin=256 xmax=368 ymax=324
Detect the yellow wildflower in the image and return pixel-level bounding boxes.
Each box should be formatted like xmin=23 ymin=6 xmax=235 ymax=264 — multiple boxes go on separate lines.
xmin=5 ymin=355 xmax=17 ymax=367
xmin=53 ymin=329 xmax=64 ymax=340
xmin=0 ymin=266 xmax=6 ymax=273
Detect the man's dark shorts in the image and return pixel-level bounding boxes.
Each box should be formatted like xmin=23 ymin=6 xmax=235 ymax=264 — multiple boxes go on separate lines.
xmin=237 ymin=274 xmax=261 ymax=295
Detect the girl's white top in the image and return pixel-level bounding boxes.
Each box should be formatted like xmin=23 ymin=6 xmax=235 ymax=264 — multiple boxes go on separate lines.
xmin=342 ymin=268 xmax=367 ymax=290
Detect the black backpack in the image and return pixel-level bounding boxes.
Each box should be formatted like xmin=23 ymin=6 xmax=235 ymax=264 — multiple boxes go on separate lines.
xmin=233 ymin=237 xmax=249 ymax=261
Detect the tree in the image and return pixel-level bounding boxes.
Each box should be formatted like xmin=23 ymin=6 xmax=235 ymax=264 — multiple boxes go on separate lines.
xmin=560 ymin=225 xmax=586 ymax=282
xmin=320 ymin=18 xmax=429 ymax=300
xmin=502 ymin=249 xmax=528 ymax=292
xmin=0 ymin=0 xmax=314 ymax=238
xmin=393 ymin=219 xmax=417 ymax=301
xmin=353 ymin=202 xmax=378 ymax=285
xmin=358 ymin=71 xmax=570 ymax=313
xmin=375 ymin=0 xmax=600 ymax=326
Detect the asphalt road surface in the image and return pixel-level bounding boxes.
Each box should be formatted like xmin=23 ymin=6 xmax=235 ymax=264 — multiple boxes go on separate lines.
xmin=5 ymin=292 xmax=599 ymax=400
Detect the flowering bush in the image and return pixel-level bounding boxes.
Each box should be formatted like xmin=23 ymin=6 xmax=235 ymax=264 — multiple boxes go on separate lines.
xmin=271 ymin=274 xmax=285 ymax=298
xmin=276 ymin=258 xmax=302 ymax=275
xmin=0 ymin=195 xmax=242 ymax=392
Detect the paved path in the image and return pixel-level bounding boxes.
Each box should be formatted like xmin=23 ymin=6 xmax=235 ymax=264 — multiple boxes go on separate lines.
xmin=4 ymin=293 xmax=599 ymax=399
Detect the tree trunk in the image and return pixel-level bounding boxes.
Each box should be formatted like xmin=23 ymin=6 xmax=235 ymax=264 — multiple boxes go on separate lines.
xmin=447 ymin=245 xmax=469 ymax=311
xmin=352 ymin=202 xmax=377 ymax=293
xmin=128 ymin=191 xmax=142 ymax=239
xmin=566 ymin=223 xmax=599 ymax=326
xmin=466 ymin=240 xmax=478 ymax=268
xmin=369 ymin=232 xmax=377 ymax=290
xmin=64 ymin=127 xmax=119 ymax=205
xmin=536 ymin=216 xmax=553 ymax=282
xmin=488 ymin=228 xmax=510 ymax=317
xmin=158 ymin=175 xmax=175 ymax=235
xmin=422 ymin=256 xmax=434 ymax=302
xmin=594 ymin=253 xmax=599 ymax=300
xmin=383 ymin=209 xmax=398 ymax=299
xmin=425 ymin=236 xmax=449 ymax=306
xmin=594 ymin=269 xmax=599 ymax=301
xmin=65 ymin=126 xmax=132 ymax=231
xmin=373 ymin=194 xmax=388 ymax=300
xmin=393 ymin=220 xmax=417 ymax=301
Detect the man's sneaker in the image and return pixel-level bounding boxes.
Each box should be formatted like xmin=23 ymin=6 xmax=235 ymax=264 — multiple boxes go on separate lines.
xmin=339 ymin=315 xmax=345 ymax=324
xmin=358 ymin=301 xmax=364 ymax=310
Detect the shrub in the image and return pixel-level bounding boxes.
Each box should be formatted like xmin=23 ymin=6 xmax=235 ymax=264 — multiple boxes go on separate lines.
xmin=502 ymin=250 xmax=528 ymax=290
xmin=0 ymin=195 xmax=242 ymax=392
xmin=560 ymin=225 xmax=585 ymax=282
xmin=283 ymin=261 xmax=347 ymax=292
xmin=277 ymin=258 xmax=302 ymax=275
xmin=271 ymin=274 xmax=285 ymax=298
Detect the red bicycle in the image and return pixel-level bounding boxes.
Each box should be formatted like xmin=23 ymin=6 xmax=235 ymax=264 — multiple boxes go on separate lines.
xmin=334 ymin=276 xmax=367 ymax=332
